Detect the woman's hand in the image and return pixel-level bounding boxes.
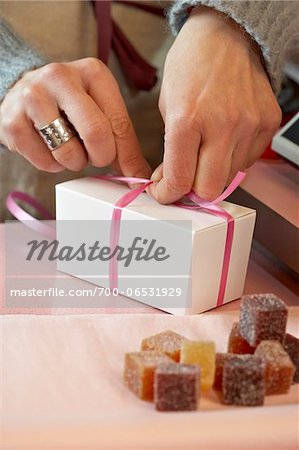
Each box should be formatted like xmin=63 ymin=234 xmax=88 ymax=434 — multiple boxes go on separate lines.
xmin=149 ymin=6 xmax=282 ymax=203
xmin=0 ymin=57 xmax=150 ymax=177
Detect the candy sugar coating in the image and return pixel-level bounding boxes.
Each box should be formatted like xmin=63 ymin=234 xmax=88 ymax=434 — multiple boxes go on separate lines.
xmin=154 ymin=363 xmax=200 ymax=411
xmin=141 ymin=330 xmax=188 ymax=362
xmin=228 ymin=322 xmax=256 ymax=354
xmin=222 ymin=355 xmax=265 ymax=406
xmin=124 ymin=351 xmax=173 ymax=401
xmin=180 ymin=341 xmax=215 ymax=392
xmin=239 ymin=293 xmax=288 ymax=346
xmin=283 ymin=333 xmax=299 ymax=383
xmin=214 ymin=353 xmax=237 ymax=391
xmin=255 ymin=340 xmax=295 ymax=394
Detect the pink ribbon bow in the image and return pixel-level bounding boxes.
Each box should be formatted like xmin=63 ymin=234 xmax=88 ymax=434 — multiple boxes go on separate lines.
xmin=6 ymin=171 xmax=245 ymax=308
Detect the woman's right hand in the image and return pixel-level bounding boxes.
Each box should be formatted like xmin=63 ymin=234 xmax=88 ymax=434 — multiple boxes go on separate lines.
xmin=0 ymin=57 xmax=151 ymax=177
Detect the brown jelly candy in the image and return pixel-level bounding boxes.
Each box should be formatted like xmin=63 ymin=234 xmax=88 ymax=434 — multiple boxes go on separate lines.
xmin=154 ymin=363 xmax=200 ymax=411
xmin=124 ymin=351 xmax=173 ymax=401
xmin=239 ymin=294 xmax=287 ymax=346
xmin=141 ymin=330 xmax=187 ymax=362
xmin=255 ymin=340 xmax=295 ymax=394
xmin=222 ymin=355 xmax=265 ymax=406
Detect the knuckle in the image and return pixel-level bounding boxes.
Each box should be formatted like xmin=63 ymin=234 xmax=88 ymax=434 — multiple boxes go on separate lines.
xmin=83 ymin=57 xmax=111 ymax=81
xmin=221 ymin=111 xmax=240 ymax=131
xmin=195 ymin=186 xmax=221 ymax=201
xmin=2 ymin=115 xmax=23 ymax=137
xmin=111 ymin=114 xmax=131 ymax=138
xmin=166 ymin=175 xmax=192 ymax=195
xmin=244 ymin=111 xmax=260 ymax=132
xmin=166 ymin=113 xmax=198 ymax=132
xmin=122 ymin=152 xmax=142 ymax=171
xmin=21 ymin=84 xmax=43 ymax=107
xmin=53 ymin=145 xmax=75 ymax=165
xmin=84 ymin=122 xmax=110 ymax=144
xmin=42 ymin=62 xmax=68 ymax=81
xmin=85 ymin=57 xmax=102 ymax=71
xmin=264 ymin=105 xmax=282 ymax=133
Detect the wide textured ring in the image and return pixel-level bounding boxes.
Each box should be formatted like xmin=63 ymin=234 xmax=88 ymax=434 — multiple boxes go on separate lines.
xmin=38 ymin=117 xmax=75 ymax=151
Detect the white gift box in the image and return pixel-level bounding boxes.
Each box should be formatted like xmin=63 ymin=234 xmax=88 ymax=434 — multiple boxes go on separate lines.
xmin=55 ymin=177 xmax=256 ymax=315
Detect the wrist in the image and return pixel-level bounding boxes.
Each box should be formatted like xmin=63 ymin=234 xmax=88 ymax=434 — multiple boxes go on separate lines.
xmin=186 ymin=6 xmax=264 ymax=66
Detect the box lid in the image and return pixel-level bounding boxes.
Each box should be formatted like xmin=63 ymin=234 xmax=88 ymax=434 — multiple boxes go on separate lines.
xmin=56 ymin=177 xmax=255 ymax=232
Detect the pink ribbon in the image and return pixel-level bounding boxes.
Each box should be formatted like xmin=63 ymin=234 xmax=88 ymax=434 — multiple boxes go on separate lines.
xmin=6 ymin=171 xmax=245 ymax=307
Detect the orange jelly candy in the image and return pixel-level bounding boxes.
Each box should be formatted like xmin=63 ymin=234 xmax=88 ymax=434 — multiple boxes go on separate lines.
xmin=255 ymin=340 xmax=295 ymax=395
xmin=284 ymin=333 xmax=299 ymax=383
xmin=227 ymin=322 xmax=256 ymax=354
xmin=124 ymin=351 xmax=172 ymax=401
xmin=141 ymin=330 xmax=188 ymax=362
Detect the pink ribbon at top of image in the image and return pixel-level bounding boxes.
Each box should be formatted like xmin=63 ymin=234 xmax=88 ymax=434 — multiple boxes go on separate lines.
xmin=6 ymin=171 xmax=246 ymax=308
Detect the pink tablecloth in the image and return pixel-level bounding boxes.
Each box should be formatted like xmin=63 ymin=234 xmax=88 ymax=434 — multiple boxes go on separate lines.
xmin=2 ymin=309 xmax=298 ymax=450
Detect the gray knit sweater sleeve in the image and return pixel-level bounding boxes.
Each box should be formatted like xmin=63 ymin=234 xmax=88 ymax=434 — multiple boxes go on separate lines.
xmin=168 ymin=0 xmax=299 ymax=94
xmin=0 ymin=17 xmax=46 ymax=100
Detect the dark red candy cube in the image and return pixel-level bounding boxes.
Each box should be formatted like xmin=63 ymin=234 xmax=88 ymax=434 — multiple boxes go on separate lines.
xmin=154 ymin=363 xmax=200 ymax=411
xmin=214 ymin=353 xmax=237 ymax=391
xmin=222 ymin=355 xmax=265 ymax=406
xmin=239 ymin=294 xmax=287 ymax=346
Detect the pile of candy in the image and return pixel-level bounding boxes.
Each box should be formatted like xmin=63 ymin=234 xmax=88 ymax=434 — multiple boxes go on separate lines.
xmin=123 ymin=293 xmax=298 ymax=411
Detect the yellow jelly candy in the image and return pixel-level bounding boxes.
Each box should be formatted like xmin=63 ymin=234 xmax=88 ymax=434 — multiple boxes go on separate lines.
xmin=180 ymin=341 xmax=216 ymax=392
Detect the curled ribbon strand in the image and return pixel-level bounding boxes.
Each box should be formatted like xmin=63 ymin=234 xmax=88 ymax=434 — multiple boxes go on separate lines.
xmin=6 ymin=171 xmax=245 ymax=308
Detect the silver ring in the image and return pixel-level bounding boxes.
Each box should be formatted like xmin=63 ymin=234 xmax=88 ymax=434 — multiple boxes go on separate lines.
xmin=38 ymin=117 xmax=75 ymax=151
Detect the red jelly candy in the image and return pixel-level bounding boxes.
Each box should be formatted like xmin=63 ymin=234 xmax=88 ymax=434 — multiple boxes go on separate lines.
xmin=222 ymin=355 xmax=265 ymax=406
xmin=239 ymin=294 xmax=287 ymax=346
xmin=214 ymin=353 xmax=237 ymax=391
xmin=154 ymin=363 xmax=200 ymax=411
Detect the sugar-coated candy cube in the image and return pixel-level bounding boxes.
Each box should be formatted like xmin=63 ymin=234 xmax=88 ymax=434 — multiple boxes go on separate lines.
xmin=239 ymin=293 xmax=287 ymax=346
xmin=214 ymin=353 xmax=237 ymax=391
xmin=154 ymin=363 xmax=200 ymax=411
xmin=141 ymin=330 xmax=188 ymax=362
xmin=255 ymin=340 xmax=295 ymax=394
xmin=222 ymin=355 xmax=265 ymax=406
xmin=124 ymin=351 xmax=173 ymax=401
xmin=228 ymin=322 xmax=256 ymax=354
xmin=180 ymin=341 xmax=215 ymax=392
xmin=284 ymin=333 xmax=299 ymax=383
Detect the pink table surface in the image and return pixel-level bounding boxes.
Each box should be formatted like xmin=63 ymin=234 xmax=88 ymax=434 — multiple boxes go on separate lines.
xmin=1 ymin=224 xmax=298 ymax=450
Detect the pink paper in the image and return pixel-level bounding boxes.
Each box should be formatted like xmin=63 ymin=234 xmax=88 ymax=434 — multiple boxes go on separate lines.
xmin=2 ymin=308 xmax=298 ymax=450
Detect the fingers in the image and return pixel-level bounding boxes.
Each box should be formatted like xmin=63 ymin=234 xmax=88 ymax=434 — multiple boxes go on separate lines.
xmin=148 ymin=118 xmax=200 ymax=204
xmin=23 ymin=84 xmax=88 ymax=171
xmin=75 ymin=58 xmax=151 ymax=178
xmin=227 ymin=130 xmax=275 ymax=184
xmin=193 ymin=135 xmax=234 ymax=200
xmin=0 ymin=111 xmax=63 ymax=172
xmin=41 ymin=69 xmax=116 ymax=168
